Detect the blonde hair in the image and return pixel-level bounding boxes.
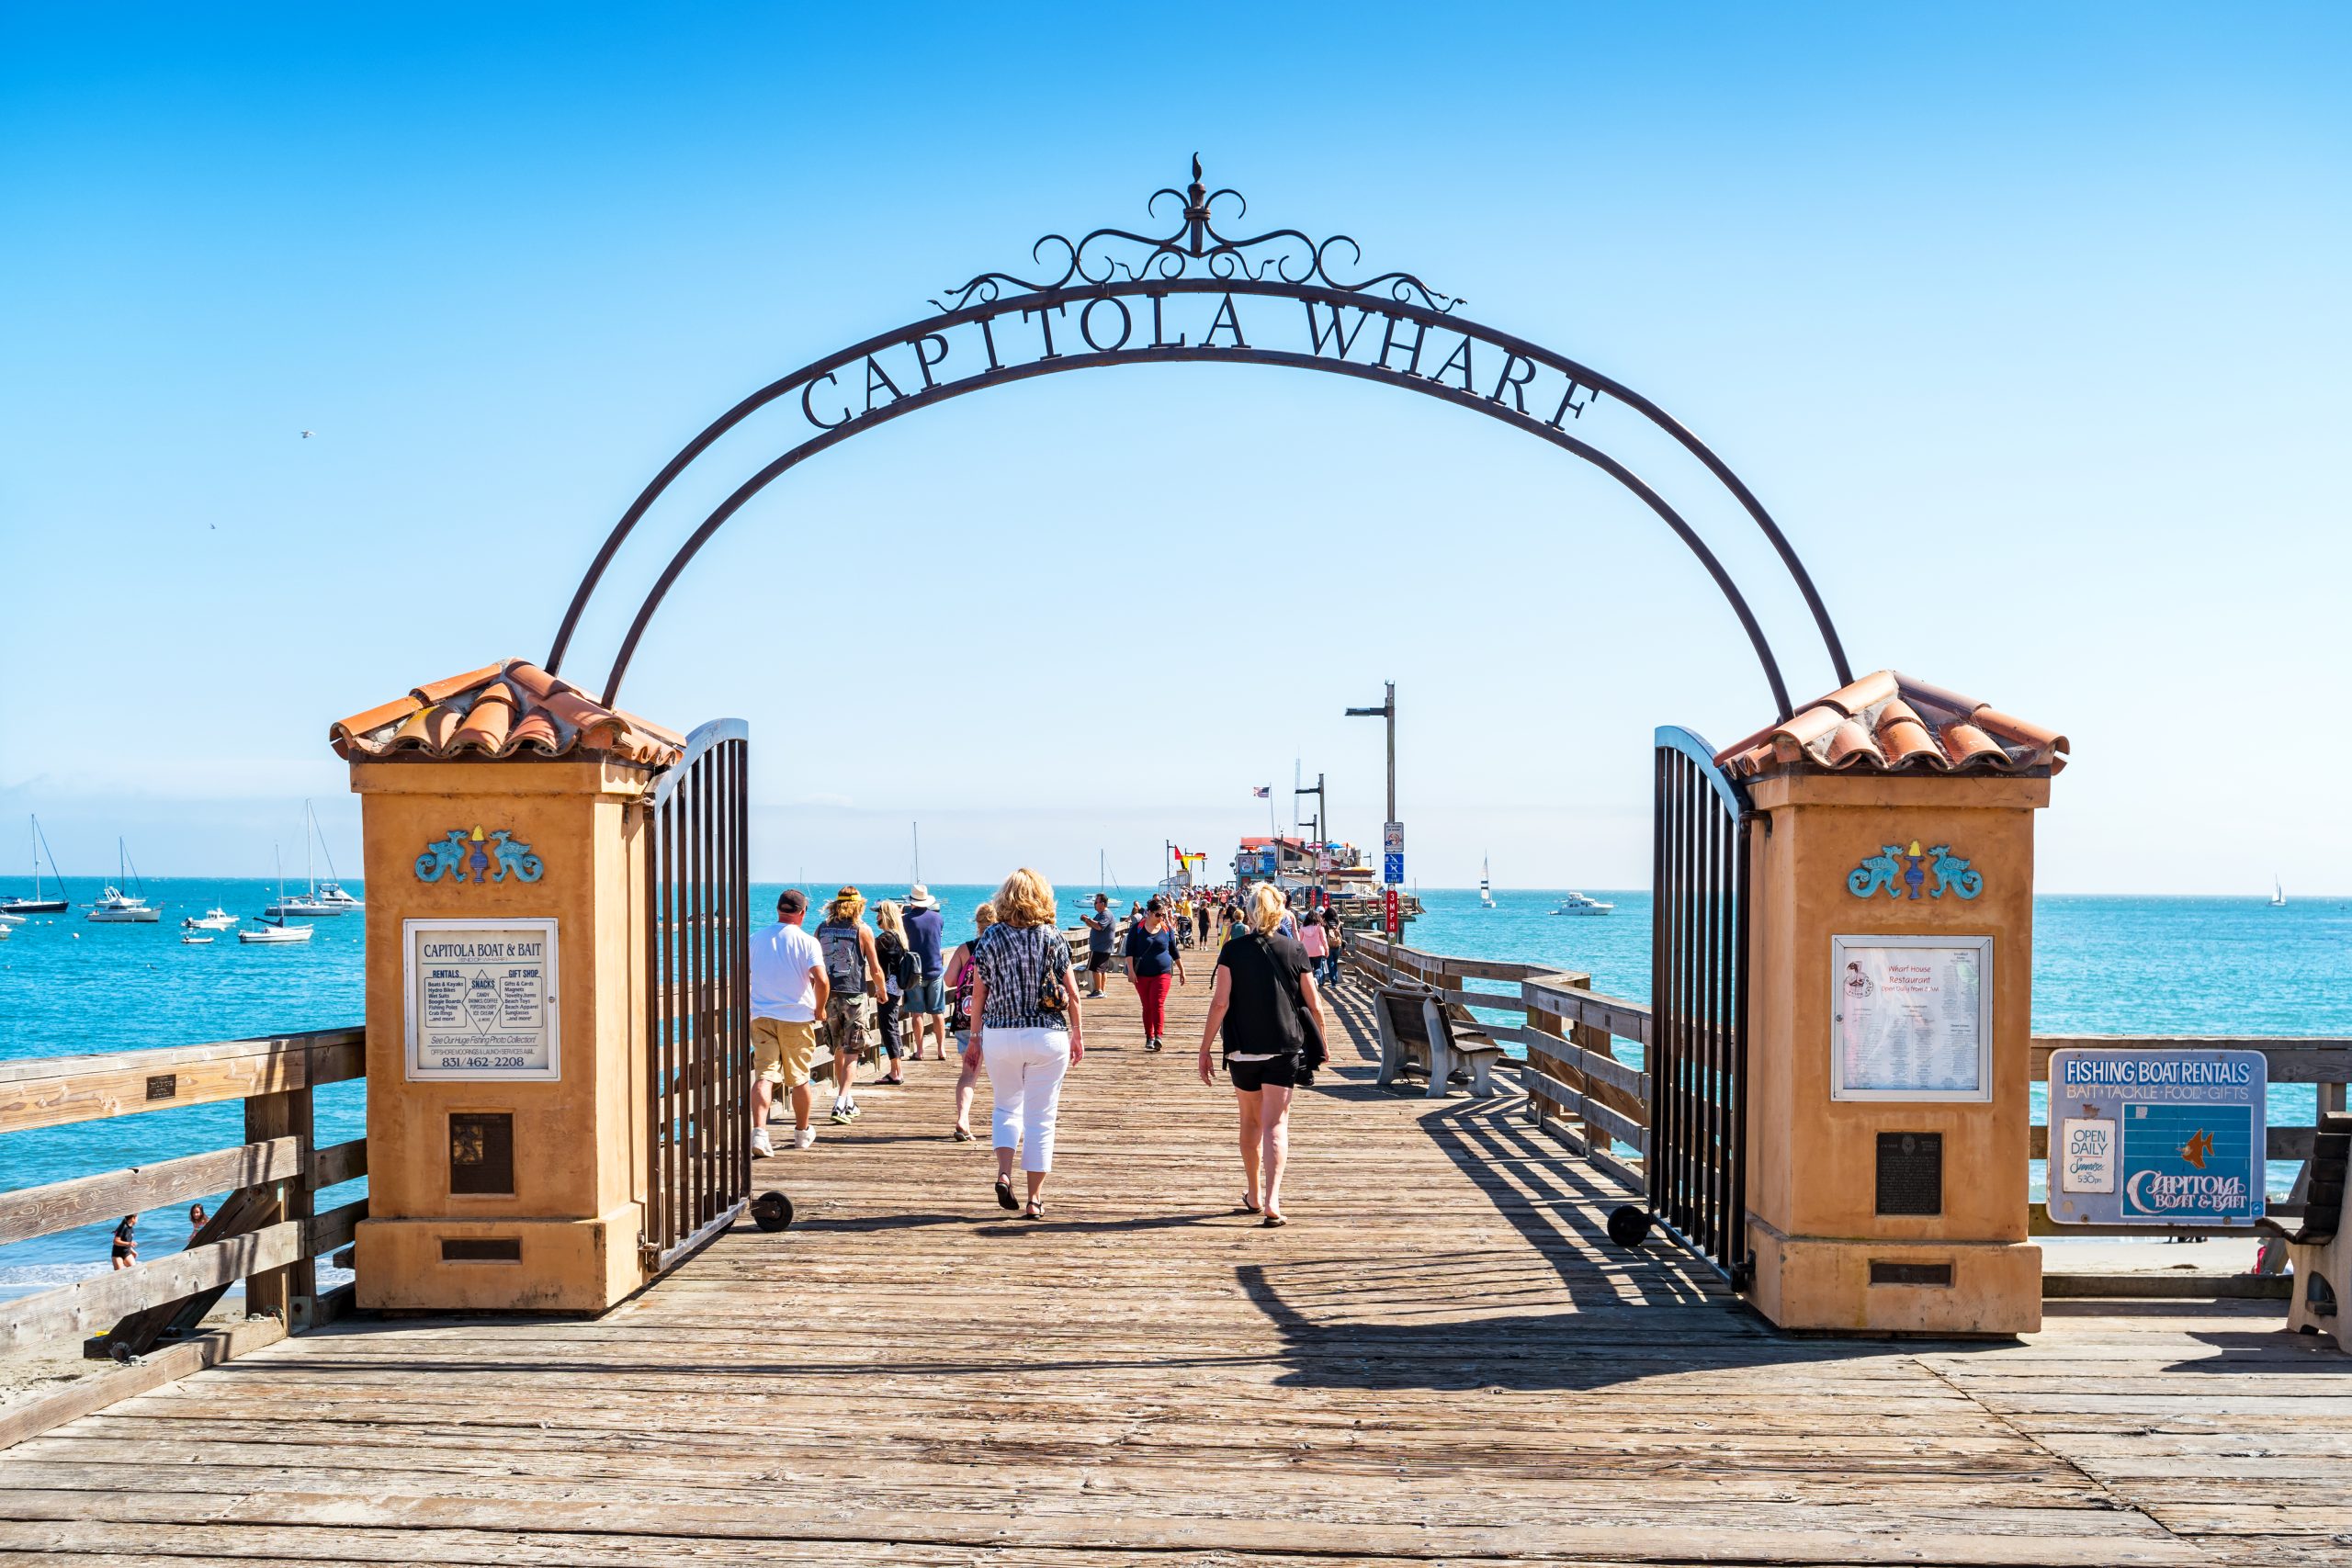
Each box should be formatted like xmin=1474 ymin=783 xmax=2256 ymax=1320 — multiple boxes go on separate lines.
xmin=972 ymin=899 xmax=996 ymax=932
xmin=827 ymin=886 xmax=865 ymax=922
xmin=993 ymin=867 xmax=1057 ymax=930
xmin=1248 ymin=882 xmax=1288 ymax=935
xmin=874 ymin=900 xmax=904 ymax=941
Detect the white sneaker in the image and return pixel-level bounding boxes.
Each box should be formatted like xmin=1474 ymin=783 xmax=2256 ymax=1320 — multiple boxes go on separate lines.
xmin=793 ymin=1126 xmax=816 ymax=1150
xmin=751 ymin=1128 xmax=775 ymax=1158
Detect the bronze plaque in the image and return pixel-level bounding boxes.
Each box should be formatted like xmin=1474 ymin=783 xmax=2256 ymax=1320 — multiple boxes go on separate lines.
xmin=1875 ymin=1132 xmax=1942 ymax=1216
xmin=1870 ymin=1259 xmax=1953 ymax=1287
xmin=448 ymin=1111 xmax=515 ymax=1196
xmin=145 ymin=1074 xmax=175 ymax=1101
xmin=441 ymin=1237 xmax=521 ymax=1262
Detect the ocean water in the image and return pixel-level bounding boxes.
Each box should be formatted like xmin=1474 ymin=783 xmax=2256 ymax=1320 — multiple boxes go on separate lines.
xmin=4 ymin=877 xmax=2346 ymax=1283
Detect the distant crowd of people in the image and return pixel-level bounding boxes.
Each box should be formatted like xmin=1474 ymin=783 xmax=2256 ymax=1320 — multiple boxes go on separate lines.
xmin=745 ymin=874 xmax=1340 ymax=1225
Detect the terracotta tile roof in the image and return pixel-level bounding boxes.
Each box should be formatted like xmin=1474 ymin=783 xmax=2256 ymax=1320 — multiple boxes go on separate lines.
xmin=330 ymin=659 xmax=685 ymax=769
xmin=1715 ymin=670 xmax=2066 ymax=781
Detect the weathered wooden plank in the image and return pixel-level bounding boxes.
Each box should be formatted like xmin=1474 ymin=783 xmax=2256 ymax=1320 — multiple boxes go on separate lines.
xmin=0 ymin=1318 xmax=286 ymax=1453
xmin=0 ymin=1028 xmax=362 ymax=1135
xmin=309 ymin=1135 xmax=367 ymax=1191
xmin=1 ymin=1220 xmax=304 ymax=1350
xmin=0 ymin=1137 xmax=300 ymax=1248
xmin=1521 ymin=979 xmax=1653 ymax=1043
xmin=2030 ymin=1038 xmax=2352 ymax=1082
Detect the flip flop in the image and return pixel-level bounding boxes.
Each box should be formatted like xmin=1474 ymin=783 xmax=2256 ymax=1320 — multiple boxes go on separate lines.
xmin=1261 ymin=1213 xmax=1288 ymax=1228
xmin=1024 ymin=1201 xmax=1046 ymax=1220
xmin=994 ymin=1177 xmax=1018 ymax=1211
xmin=1238 ymin=1195 xmax=1261 ymax=1214
xmin=953 ymin=1126 xmax=975 ymax=1142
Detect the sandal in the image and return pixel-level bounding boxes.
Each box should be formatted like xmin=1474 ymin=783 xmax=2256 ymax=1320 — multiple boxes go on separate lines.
xmin=1238 ymin=1195 xmax=1261 ymax=1214
xmin=1261 ymin=1213 xmax=1288 ymax=1228
xmin=953 ymin=1126 xmax=975 ymax=1143
xmin=1024 ymin=1201 xmax=1046 ymax=1220
xmin=994 ymin=1177 xmax=1018 ymax=1211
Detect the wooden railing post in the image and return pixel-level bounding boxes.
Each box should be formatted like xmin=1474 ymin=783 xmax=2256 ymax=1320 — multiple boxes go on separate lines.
xmin=241 ymin=1043 xmax=315 ymax=1326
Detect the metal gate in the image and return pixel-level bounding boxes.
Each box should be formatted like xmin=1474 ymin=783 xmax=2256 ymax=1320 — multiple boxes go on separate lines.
xmin=641 ymin=717 xmax=752 ymax=1276
xmin=1649 ymin=727 xmax=1755 ymax=1285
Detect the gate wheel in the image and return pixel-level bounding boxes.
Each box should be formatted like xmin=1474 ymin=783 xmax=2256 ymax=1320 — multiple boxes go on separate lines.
xmin=751 ymin=1191 xmax=794 ymax=1232
xmin=1606 ymin=1205 xmax=1653 ymax=1249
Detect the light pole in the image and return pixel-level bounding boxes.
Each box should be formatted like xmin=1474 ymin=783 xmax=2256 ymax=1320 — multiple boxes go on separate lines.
xmin=1346 ymin=682 xmax=1398 ymax=935
xmin=1344 ymin=682 xmax=1396 ymax=826
xmin=1295 ymin=772 xmax=1326 ymax=908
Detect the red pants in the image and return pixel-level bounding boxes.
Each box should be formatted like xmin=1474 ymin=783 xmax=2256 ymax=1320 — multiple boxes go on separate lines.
xmin=1133 ymin=973 xmax=1172 ymax=1038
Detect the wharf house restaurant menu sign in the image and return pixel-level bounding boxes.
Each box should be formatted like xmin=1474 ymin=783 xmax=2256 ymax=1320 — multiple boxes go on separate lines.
xmin=403 ymin=919 xmax=560 ymax=1081
xmin=2046 ymin=1048 xmax=2266 ymax=1227
xmin=1829 ymin=935 xmax=1994 ymax=1103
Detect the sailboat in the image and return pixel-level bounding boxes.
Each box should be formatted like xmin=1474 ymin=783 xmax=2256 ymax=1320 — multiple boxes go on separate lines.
xmin=243 ymin=845 xmax=315 ymax=942
xmin=266 ymin=802 xmax=348 ymax=917
xmin=1479 ymin=856 xmax=1496 ymax=908
xmin=2269 ymin=876 xmax=2286 ymax=908
xmin=2 ymin=816 xmax=71 ymax=914
xmin=86 ymin=839 xmax=160 ymax=922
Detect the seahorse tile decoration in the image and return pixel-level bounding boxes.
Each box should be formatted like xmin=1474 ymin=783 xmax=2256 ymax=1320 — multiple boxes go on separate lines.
xmin=1847 ymin=840 xmax=1981 ymax=900
xmin=414 ymin=826 xmax=546 ymax=885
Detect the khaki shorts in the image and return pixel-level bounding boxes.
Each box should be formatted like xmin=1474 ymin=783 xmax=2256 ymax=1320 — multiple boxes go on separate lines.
xmin=752 ymin=1016 xmax=819 ymax=1088
xmin=825 ymin=994 xmax=876 ymax=1059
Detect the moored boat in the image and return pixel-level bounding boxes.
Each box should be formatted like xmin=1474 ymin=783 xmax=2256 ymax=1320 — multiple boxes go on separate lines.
xmin=2 ymin=816 xmax=73 ymax=915
xmin=1548 ymin=890 xmax=1613 ymax=917
xmin=237 ymin=917 xmax=313 ymax=944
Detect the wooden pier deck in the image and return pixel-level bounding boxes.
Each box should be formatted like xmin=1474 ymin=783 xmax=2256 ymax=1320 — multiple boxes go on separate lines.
xmin=5 ymin=972 xmax=2350 ymax=1567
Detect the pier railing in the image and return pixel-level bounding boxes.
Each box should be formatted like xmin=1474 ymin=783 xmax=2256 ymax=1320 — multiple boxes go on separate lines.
xmin=1340 ymin=933 xmax=2352 ymax=1239
xmin=0 ymin=1026 xmax=366 ymax=1447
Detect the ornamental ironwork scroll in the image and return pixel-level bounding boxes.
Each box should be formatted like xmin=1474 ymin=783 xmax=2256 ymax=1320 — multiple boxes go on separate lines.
xmin=933 ymin=154 xmax=1460 ymax=314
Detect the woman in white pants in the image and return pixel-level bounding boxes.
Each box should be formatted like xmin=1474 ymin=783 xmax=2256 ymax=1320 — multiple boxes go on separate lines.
xmin=965 ymin=867 xmax=1083 ymax=1218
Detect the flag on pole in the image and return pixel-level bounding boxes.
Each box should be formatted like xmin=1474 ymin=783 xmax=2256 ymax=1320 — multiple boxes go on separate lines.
xmin=1251 ymin=785 xmax=1271 ymax=798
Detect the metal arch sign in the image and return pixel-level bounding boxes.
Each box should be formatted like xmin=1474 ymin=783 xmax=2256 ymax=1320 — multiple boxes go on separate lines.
xmin=546 ymin=157 xmax=1855 ymax=720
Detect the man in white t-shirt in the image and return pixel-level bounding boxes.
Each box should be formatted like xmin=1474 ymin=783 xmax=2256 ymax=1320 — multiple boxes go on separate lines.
xmin=750 ymin=888 xmax=831 ymax=1154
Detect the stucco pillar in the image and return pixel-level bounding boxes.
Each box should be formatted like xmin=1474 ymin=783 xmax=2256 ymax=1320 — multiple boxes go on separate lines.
xmin=1743 ymin=771 xmax=2051 ymax=1336
xmin=333 ymin=661 xmax=676 ymax=1314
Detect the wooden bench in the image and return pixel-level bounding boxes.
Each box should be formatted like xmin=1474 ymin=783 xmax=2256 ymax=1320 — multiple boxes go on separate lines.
xmin=1373 ymin=986 xmax=1504 ymax=1098
xmin=2261 ymin=1111 xmax=2349 ymax=1351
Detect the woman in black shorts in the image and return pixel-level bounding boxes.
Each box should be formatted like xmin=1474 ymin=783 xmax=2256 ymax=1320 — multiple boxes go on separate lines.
xmin=1196 ymin=884 xmax=1327 ymax=1226
xmin=111 ymin=1214 xmax=138 ymax=1269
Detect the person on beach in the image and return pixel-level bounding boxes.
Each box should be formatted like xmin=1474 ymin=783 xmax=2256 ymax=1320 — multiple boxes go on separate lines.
xmin=943 ymin=899 xmax=994 ymax=1140
xmin=1197 ymin=883 xmax=1328 ymax=1227
xmin=873 ymin=900 xmax=914 ymax=1085
xmin=186 ymin=1203 xmax=207 ymax=1246
xmin=967 ymin=868 xmax=1083 ymax=1218
xmin=111 ymin=1214 xmax=137 ymax=1269
xmin=1124 ymin=896 xmax=1188 ymax=1052
xmin=1080 ymin=893 xmax=1116 ymax=997
xmin=817 ymin=887 xmax=888 ymax=1124
xmin=750 ymin=889 xmax=830 ymax=1155
xmin=902 ymin=885 xmax=949 ymax=1061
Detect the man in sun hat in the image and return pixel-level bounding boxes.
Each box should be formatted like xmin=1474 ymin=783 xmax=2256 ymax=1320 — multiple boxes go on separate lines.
xmin=901 ymin=884 xmax=949 ymax=1061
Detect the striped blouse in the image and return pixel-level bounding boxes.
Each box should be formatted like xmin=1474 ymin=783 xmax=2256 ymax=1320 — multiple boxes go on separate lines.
xmin=972 ymin=923 xmax=1075 ymax=1031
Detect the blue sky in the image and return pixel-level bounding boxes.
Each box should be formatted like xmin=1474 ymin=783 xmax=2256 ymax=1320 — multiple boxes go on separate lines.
xmin=2 ymin=4 xmax=2346 ymax=894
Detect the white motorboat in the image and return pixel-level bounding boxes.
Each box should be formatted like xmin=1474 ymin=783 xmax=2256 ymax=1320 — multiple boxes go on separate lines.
xmin=1479 ymin=856 xmax=1496 ymax=909
xmin=237 ymin=917 xmax=312 ymax=945
xmin=181 ymin=933 xmax=213 ymax=945
xmin=266 ymin=802 xmax=350 ymax=916
xmin=185 ymin=908 xmax=237 ymax=931
xmin=1548 ymin=891 xmax=1614 ymax=917
xmin=0 ymin=921 xmax=10 ymax=940
xmin=87 ymin=840 xmax=159 ymax=922
xmin=0 ymin=910 xmax=22 ymax=925
xmin=312 ymin=880 xmax=362 ymax=913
